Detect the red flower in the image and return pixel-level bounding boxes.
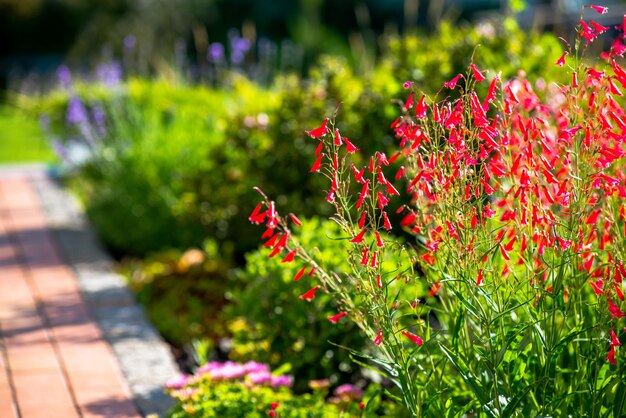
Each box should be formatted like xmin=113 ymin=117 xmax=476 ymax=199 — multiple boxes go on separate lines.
xmin=469 ymin=63 xmax=486 ymax=82
xmin=556 ymin=51 xmax=568 ymax=67
xmin=281 ymin=250 xmax=296 ymax=263
xmin=382 ymin=211 xmax=392 ymax=230
xmin=310 ymin=153 xmax=323 ymax=172
xmin=401 ymin=330 xmax=423 ymax=346
xmin=373 ymin=330 xmax=383 ymax=346
xmin=344 ymin=138 xmax=359 ymax=153
xmin=608 ymin=298 xmax=626 ymax=318
xmin=294 ymin=267 xmax=307 ymax=281
xmin=375 ymin=231 xmax=384 ymax=248
xmin=588 ymin=4 xmax=608 ymax=14
xmin=377 ymin=274 xmax=383 ymax=288
xmin=444 ymin=73 xmax=463 ymax=89
xmin=306 ymin=118 xmax=328 ymax=138
xmin=334 ymin=128 xmax=343 ymax=146
xmin=289 ymin=213 xmax=302 ymax=226
xmin=608 ymin=345 xmax=616 ymax=366
xmin=415 ymin=95 xmax=427 ymax=119
xmin=356 ymin=181 xmax=370 ymax=209
xmin=350 ymin=228 xmax=367 ymax=243
xmin=328 ymin=312 xmax=348 ymax=324
xmin=358 ymin=211 xmax=368 ymax=229
xmin=610 ymin=329 xmax=622 ymax=347
xmin=299 ymin=286 xmax=320 ymax=301
xmin=476 ymin=268 xmax=484 ymax=286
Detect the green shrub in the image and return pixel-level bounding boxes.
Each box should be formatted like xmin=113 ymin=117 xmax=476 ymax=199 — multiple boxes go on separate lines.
xmin=220 ymin=217 xmax=379 ymax=391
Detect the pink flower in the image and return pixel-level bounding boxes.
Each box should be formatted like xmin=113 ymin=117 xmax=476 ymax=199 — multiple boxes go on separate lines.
xmin=165 ymin=374 xmax=191 ymax=389
xmin=444 ymin=73 xmax=463 ymax=89
xmin=334 ymin=384 xmax=363 ymax=400
xmin=270 ymin=375 xmax=294 ymax=388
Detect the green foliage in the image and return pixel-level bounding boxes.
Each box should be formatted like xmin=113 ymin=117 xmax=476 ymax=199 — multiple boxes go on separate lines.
xmin=0 ymin=104 xmax=56 ymax=163
xmin=221 ymin=217 xmax=369 ymax=391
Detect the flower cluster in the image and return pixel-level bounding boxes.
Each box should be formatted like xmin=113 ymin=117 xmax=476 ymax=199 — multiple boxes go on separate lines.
xmin=249 ymin=4 xmax=626 ymax=417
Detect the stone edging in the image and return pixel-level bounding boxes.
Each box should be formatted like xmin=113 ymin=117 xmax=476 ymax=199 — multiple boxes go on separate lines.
xmin=29 ymin=167 xmax=180 ymax=417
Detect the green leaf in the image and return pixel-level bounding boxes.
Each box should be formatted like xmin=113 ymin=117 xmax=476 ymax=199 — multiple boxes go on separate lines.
xmin=614 ymin=381 xmax=626 ymax=418
xmin=439 ymin=343 xmax=497 ymax=418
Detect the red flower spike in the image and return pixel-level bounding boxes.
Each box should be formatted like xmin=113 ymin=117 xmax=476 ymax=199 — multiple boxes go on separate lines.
xmin=590 ymin=20 xmax=609 ymax=34
xmin=261 ymin=228 xmax=275 ymax=239
xmin=370 ymin=251 xmax=379 ymax=268
xmin=281 ymin=250 xmax=296 ymax=263
xmin=350 ymin=228 xmax=367 ymax=244
xmin=375 ymin=231 xmax=384 ymax=248
xmin=373 ymin=330 xmax=383 ymax=346
xmin=269 ymin=411 xmax=276 ymax=418
xmin=589 ymin=4 xmax=608 ymax=14
xmin=444 ymin=73 xmax=463 ymax=89
xmin=334 ymin=128 xmax=343 ymax=146
xmin=402 ymin=330 xmax=423 ymax=346
xmin=294 ymin=267 xmax=307 ymax=281
xmin=377 ymin=274 xmax=383 ymax=288
xmin=263 ymin=233 xmax=279 ymax=248
xmin=249 ymin=203 xmax=264 ymax=224
xmin=270 ymin=403 xmax=279 ymax=410
xmin=400 ymin=212 xmax=417 ymax=227
xmin=395 ymin=166 xmax=405 ymax=180
xmin=356 ymin=181 xmax=370 ymax=209
xmin=328 ymin=312 xmax=348 ymax=324
xmin=586 ymin=209 xmax=601 ymax=225
xmin=499 ymin=244 xmax=511 ymax=261
xmin=344 ymin=138 xmax=359 ymax=153
xmin=382 ymin=212 xmax=392 ymax=230
xmin=299 ymin=286 xmax=320 ymax=301
xmin=315 ymin=141 xmax=323 ymax=156
xmin=470 ymin=63 xmax=486 ymax=82
xmin=289 ymin=213 xmax=302 ymax=227
xmin=360 ymin=248 xmax=369 ymax=265
xmin=415 ymin=96 xmax=427 ymax=119
xmin=305 ymin=118 xmax=328 ymax=138
xmin=310 ymin=153 xmax=323 ymax=172
xmin=358 ymin=211 xmax=368 ymax=229
xmin=608 ymin=298 xmax=626 ymax=318
xmin=556 ymin=51 xmax=568 ymax=67
xmin=611 ymin=329 xmax=622 ymax=347
xmin=476 ymin=268 xmax=484 ymax=286
xmin=608 ymin=346 xmax=616 ymax=366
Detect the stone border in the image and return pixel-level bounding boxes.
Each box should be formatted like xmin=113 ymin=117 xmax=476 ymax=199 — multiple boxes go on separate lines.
xmin=25 ymin=166 xmax=180 ymax=417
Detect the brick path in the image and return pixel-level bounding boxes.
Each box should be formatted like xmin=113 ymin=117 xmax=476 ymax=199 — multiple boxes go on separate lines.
xmin=0 ymin=172 xmax=142 ymax=417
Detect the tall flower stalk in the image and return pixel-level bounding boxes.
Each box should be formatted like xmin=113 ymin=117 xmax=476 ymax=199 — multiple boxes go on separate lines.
xmin=250 ymin=5 xmax=626 ymax=416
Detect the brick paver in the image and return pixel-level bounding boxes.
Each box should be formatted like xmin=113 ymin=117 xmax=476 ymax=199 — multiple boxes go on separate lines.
xmin=0 ymin=174 xmax=141 ymax=418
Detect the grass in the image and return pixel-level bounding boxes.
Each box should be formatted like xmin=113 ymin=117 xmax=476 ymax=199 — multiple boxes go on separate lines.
xmin=0 ymin=104 xmax=57 ymax=163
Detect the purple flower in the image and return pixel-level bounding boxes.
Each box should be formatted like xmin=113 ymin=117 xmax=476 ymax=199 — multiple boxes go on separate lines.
xmin=270 ymin=374 xmax=293 ymax=388
xmin=197 ymin=361 xmax=227 ymax=375
xmin=56 ymin=65 xmax=72 ymax=89
xmin=334 ymin=384 xmax=363 ymax=400
xmin=210 ymin=361 xmax=246 ymax=380
xmin=208 ymin=43 xmax=225 ymax=62
xmin=96 ymin=62 xmax=123 ymax=87
xmin=66 ymin=97 xmax=88 ymax=125
xmin=124 ymin=34 xmax=136 ymax=51
xmin=92 ymin=105 xmax=106 ymax=135
xmin=165 ymin=374 xmax=191 ymax=390
xmin=248 ymin=370 xmax=272 ymax=385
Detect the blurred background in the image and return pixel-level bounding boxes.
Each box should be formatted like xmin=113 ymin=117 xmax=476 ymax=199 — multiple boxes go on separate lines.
xmin=2 ymin=0 xmax=625 ymax=95
xmin=2 ymin=0 xmax=626 ymax=393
